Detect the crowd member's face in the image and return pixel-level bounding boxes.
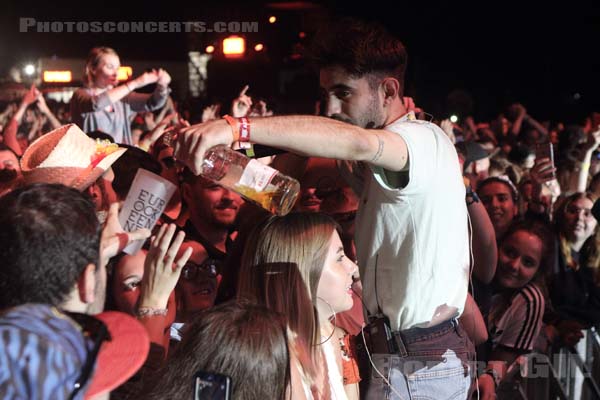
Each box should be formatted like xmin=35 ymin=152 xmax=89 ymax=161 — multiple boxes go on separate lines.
xmin=88 ymin=168 xmax=119 ymax=213
xmin=497 ymin=230 xmax=542 ymax=289
xmin=0 ymin=150 xmax=20 ymax=183
xmin=563 ymin=197 xmax=597 ymax=243
xmin=112 ymin=250 xmax=146 ymax=316
xmin=479 ymin=182 xmax=518 ymax=236
xmin=319 ymin=65 xmax=386 ymax=129
xmin=177 ymin=241 xmax=221 ymax=317
xmin=316 ymin=230 xmax=357 ymax=317
xmin=296 ymin=187 xmax=322 ymax=212
xmin=93 ymin=53 xmax=120 ymax=88
xmin=187 ymin=181 xmax=243 ymax=229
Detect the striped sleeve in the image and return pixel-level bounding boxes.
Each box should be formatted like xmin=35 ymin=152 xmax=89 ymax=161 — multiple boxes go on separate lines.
xmin=495 ymin=283 xmax=545 ymax=351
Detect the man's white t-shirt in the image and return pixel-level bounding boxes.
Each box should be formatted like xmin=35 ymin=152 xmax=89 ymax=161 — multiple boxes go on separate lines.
xmin=342 ymin=115 xmax=470 ymax=331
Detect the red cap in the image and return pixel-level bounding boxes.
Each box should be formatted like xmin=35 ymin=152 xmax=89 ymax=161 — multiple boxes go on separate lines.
xmin=84 ymin=311 xmax=150 ymax=399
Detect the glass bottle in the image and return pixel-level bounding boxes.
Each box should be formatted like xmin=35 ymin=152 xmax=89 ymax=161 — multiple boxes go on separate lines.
xmin=201 ymin=145 xmax=300 ymax=216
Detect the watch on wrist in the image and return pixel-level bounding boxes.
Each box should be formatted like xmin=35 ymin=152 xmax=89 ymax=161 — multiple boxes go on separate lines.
xmin=466 ymin=186 xmax=480 ymax=206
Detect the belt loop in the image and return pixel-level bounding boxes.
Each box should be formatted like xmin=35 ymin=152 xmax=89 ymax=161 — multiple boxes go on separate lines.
xmin=394 ymin=332 xmax=408 ymax=357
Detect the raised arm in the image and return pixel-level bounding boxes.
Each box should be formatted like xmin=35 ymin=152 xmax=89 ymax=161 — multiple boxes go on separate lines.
xmin=174 ymin=115 xmax=409 ymax=174
xmin=70 ymin=70 xmax=164 ymax=113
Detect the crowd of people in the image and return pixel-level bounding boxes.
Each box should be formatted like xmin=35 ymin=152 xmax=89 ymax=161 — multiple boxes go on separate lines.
xmin=0 ymin=16 xmax=599 ymax=400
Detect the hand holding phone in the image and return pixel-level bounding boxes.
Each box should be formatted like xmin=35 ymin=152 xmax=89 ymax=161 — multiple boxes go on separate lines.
xmin=535 ymin=142 xmax=555 ymax=178
xmin=533 ymin=142 xmax=556 ymax=183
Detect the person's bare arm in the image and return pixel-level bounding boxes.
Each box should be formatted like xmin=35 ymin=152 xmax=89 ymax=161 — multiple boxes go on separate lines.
xmin=175 ymin=115 xmax=409 ymax=174
xmin=36 ymin=94 xmax=62 ymax=129
xmin=459 ymin=292 xmax=488 ymax=345
xmin=468 ymin=198 xmax=497 ymax=283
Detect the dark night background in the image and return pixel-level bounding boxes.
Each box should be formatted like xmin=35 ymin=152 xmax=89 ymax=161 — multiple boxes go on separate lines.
xmin=1 ymin=0 xmax=599 ymax=123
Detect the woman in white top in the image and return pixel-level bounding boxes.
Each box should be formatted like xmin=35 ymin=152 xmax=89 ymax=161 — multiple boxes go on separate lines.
xmin=238 ymin=212 xmax=359 ymax=400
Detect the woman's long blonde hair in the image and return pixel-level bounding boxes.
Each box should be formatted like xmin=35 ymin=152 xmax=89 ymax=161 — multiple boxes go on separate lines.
xmin=237 ymin=212 xmax=338 ymax=390
xmin=84 ymin=47 xmax=118 ymax=87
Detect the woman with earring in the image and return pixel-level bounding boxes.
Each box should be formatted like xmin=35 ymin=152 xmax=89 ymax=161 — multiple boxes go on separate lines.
xmin=70 ymin=46 xmax=171 ymax=145
xmin=238 ymin=212 xmax=360 ymax=400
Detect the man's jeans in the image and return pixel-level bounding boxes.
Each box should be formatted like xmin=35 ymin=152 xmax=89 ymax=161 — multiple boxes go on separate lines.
xmin=361 ymin=319 xmax=475 ymax=400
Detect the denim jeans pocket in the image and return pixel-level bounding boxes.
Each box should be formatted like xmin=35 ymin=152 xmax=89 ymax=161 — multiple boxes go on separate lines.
xmin=365 ymin=350 xmax=471 ymax=400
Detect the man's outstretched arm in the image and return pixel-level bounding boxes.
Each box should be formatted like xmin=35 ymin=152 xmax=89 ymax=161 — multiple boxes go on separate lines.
xmin=174 ymin=115 xmax=408 ymax=174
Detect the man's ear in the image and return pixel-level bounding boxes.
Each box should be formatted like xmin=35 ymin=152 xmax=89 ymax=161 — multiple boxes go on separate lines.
xmin=381 ymin=78 xmax=400 ymax=106
xmin=77 ymin=263 xmax=96 ymax=304
xmin=85 ymin=184 xmax=101 ymax=203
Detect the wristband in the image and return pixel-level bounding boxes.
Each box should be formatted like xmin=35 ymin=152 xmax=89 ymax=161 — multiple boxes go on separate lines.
xmin=125 ymin=82 xmax=133 ymax=92
xmin=223 ymin=114 xmax=240 ymax=142
xmin=136 ymin=307 xmax=168 ymax=318
xmin=466 ymin=186 xmax=480 ymax=206
xmin=223 ymin=115 xmax=251 ymax=144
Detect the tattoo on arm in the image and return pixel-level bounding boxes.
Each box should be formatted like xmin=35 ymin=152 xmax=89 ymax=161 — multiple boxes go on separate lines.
xmin=371 ymin=134 xmax=384 ymax=162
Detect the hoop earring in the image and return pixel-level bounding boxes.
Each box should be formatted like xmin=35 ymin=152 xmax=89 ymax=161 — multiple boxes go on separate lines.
xmin=316 ymin=296 xmax=336 ymax=345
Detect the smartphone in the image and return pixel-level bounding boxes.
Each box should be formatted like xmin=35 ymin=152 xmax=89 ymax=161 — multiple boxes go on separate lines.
xmin=194 ymin=370 xmax=231 ymax=400
xmin=535 ymin=142 xmax=555 ymax=179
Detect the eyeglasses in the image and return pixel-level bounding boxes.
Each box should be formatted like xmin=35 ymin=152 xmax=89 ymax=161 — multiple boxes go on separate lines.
xmin=66 ymin=312 xmax=112 ymax=400
xmin=181 ymin=259 xmax=219 ymax=281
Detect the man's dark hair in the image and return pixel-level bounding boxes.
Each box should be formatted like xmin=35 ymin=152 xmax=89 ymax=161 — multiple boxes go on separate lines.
xmin=310 ymin=17 xmax=408 ymax=94
xmin=111 ymin=145 xmax=162 ymax=200
xmin=0 ymin=184 xmax=101 ymax=308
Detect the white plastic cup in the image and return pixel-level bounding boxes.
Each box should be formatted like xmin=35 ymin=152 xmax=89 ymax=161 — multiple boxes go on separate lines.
xmin=118 ymin=168 xmax=177 ymax=255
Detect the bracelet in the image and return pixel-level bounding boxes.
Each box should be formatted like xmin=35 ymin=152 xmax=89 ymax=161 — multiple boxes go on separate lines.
xmin=125 ymin=82 xmax=133 ymax=92
xmin=136 ymin=307 xmax=168 ymax=317
xmin=223 ymin=115 xmax=251 ymax=144
xmin=223 ymin=114 xmax=240 ymax=142
xmin=466 ymin=186 xmax=480 ymax=206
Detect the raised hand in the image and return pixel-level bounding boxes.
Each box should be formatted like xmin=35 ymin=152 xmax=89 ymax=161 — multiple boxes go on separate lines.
xmin=439 ymin=119 xmax=456 ymax=144
xmin=530 ymin=158 xmax=556 ymax=186
xmin=231 ymin=84 xmax=252 ymax=118
xmin=173 ymin=119 xmax=234 ymax=175
xmin=157 ymin=68 xmax=171 ymax=87
xmin=100 ymin=203 xmax=151 ymax=267
xmin=202 ymin=103 xmax=221 ymax=122
xmin=138 ymin=224 xmax=192 ymax=309
xmin=132 ymin=69 xmax=159 ymax=89
xmin=22 ymin=84 xmax=40 ymax=106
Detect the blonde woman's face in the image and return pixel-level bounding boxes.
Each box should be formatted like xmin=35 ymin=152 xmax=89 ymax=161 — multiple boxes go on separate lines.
xmin=563 ymin=197 xmax=596 ymax=243
xmin=93 ymin=53 xmax=120 ymax=88
xmin=316 ymin=230 xmax=357 ymax=317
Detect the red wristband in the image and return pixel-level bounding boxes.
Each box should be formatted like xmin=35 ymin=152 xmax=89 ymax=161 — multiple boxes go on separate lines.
xmin=238 ymin=117 xmax=251 ymax=142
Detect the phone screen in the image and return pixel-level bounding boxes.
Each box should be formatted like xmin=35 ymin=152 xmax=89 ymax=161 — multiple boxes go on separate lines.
xmin=535 ymin=142 xmax=555 ymax=178
xmin=194 ymin=371 xmax=231 ymax=400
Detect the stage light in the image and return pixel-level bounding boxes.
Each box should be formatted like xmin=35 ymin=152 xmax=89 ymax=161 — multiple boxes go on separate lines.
xmin=223 ymin=36 xmax=245 ymax=58
xmin=117 ymin=66 xmax=132 ymax=81
xmin=269 ymin=16 xmax=277 ymax=23
xmin=205 ymin=45 xmax=215 ymax=54
xmin=450 ymin=115 xmax=458 ymax=123
xmin=254 ymin=43 xmax=264 ymax=52
xmin=24 ymin=64 xmax=35 ymax=76
xmin=43 ymin=70 xmax=72 ymax=83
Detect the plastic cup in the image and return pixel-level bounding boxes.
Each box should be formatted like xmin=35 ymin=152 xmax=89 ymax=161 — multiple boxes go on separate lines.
xmin=118 ymin=168 xmax=177 ymax=255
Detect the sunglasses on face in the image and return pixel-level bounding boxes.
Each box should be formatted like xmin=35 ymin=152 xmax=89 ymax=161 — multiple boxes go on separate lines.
xmin=65 ymin=311 xmax=112 ymax=400
xmin=181 ymin=259 xmax=219 ymax=281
